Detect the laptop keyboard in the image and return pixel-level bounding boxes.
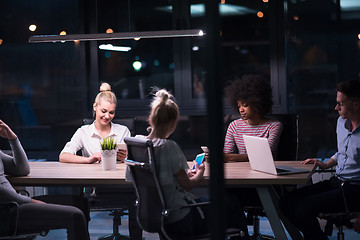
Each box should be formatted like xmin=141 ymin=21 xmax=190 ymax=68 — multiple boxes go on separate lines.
xmin=276 ymin=167 xmax=289 ymax=173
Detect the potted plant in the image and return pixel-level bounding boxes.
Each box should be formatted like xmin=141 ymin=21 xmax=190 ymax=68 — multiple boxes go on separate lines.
xmin=100 ymin=136 xmax=119 ymax=171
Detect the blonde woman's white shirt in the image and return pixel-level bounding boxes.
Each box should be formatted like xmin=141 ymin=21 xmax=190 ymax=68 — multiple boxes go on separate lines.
xmin=60 ymin=122 xmax=130 ymax=157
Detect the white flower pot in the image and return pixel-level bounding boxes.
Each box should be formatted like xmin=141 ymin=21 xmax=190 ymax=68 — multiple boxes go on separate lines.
xmin=101 ymin=149 xmax=117 ymax=171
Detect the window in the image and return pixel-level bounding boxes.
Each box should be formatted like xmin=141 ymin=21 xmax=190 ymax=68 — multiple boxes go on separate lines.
xmin=286 ymin=0 xmax=360 ymax=159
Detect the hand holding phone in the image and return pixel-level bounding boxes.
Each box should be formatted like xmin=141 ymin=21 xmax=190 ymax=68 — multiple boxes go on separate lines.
xmin=192 ymin=153 xmax=205 ymax=170
xmin=117 ymin=143 xmax=127 ymax=151
xmin=117 ymin=143 xmax=127 ymax=162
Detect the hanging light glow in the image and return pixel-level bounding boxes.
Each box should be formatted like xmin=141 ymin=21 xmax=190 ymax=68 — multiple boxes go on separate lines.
xmin=99 ymin=44 xmax=131 ymax=52
xmin=29 ymin=24 xmax=37 ymax=32
xmin=133 ymin=61 xmax=142 ymax=71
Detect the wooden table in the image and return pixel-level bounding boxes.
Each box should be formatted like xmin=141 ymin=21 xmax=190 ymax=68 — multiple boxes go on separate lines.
xmin=8 ymin=161 xmax=130 ymax=186
xmin=218 ymin=161 xmax=316 ymax=240
xmin=9 ymin=161 xmax=315 ymax=239
xmin=222 ymin=161 xmax=315 ymax=185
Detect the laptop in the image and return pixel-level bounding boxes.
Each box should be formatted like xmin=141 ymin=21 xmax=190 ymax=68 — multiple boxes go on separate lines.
xmin=243 ymin=135 xmax=309 ymax=175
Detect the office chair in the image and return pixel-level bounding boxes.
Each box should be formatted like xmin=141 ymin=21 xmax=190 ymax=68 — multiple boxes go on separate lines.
xmin=0 ymin=202 xmax=47 ymax=240
xmin=124 ymin=136 xmax=242 ymax=240
xmin=316 ymin=180 xmax=359 ymax=240
xmin=243 ymin=114 xmax=299 ymax=240
xmin=270 ymin=114 xmax=299 ymax=162
xmin=84 ymin=117 xmax=137 ymax=240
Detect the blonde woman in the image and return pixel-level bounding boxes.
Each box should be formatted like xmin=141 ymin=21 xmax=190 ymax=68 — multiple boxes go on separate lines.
xmin=136 ymin=89 xmax=249 ymax=239
xmin=60 ymin=83 xmax=130 ymax=163
xmin=58 ymin=83 xmax=142 ymax=239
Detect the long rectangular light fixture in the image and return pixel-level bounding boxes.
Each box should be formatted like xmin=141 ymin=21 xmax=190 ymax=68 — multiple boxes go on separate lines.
xmin=99 ymin=44 xmax=131 ymax=52
xmin=29 ymin=29 xmax=205 ymax=43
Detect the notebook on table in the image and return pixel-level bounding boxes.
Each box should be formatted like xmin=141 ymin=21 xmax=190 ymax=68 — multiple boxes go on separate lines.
xmin=243 ymin=135 xmax=309 ymax=176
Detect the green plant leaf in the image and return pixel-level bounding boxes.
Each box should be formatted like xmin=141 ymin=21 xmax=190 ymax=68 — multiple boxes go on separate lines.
xmin=100 ymin=136 xmax=119 ymax=150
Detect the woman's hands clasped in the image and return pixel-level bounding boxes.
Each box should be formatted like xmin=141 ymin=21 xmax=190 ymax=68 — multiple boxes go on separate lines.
xmin=0 ymin=120 xmax=17 ymax=140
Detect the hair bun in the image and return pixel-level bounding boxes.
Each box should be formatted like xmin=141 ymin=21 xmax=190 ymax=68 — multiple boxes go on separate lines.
xmin=155 ymin=89 xmax=169 ymax=101
xmin=99 ymin=82 xmax=111 ymax=92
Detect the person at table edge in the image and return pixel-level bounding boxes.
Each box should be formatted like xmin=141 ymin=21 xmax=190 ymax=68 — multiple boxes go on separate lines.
xmin=280 ymin=80 xmax=360 ymax=240
xmin=223 ymin=73 xmax=283 ymax=162
xmin=0 ymin=119 xmax=89 ymax=239
xmin=58 ymin=82 xmax=142 ymax=240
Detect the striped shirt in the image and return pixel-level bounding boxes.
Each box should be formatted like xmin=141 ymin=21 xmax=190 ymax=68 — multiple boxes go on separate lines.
xmin=224 ymin=118 xmax=283 ymax=155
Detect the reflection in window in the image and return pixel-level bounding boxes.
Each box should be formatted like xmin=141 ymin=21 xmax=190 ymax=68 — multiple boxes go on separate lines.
xmin=190 ymin=1 xmax=270 ymax=100
xmin=97 ymin=0 xmax=175 ymax=100
xmin=99 ymin=38 xmax=174 ymax=100
xmin=286 ymin=0 xmax=360 ymax=159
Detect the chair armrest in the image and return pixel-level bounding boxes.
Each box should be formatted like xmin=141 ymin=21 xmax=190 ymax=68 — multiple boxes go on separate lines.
xmin=125 ymin=159 xmax=148 ymax=167
xmin=163 ymin=201 xmax=210 ymax=217
xmin=0 ymin=202 xmax=19 ymax=237
xmin=314 ymin=168 xmax=335 ymax=173
xmin=179 ymin=201 xmax=210 ymax=209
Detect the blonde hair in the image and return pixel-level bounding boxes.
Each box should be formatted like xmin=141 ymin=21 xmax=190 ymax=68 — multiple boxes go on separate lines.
xmin=149 ymin=89 xmax=179 ymax=138
xmin=94 ymin=82 xmax=117 ymax=106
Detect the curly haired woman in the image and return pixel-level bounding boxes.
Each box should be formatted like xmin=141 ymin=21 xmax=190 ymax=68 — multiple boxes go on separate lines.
xmin=224 ymin=74 xmax=283 ymax=162
xmin=222 ymin=74 xmax=284 ymax=239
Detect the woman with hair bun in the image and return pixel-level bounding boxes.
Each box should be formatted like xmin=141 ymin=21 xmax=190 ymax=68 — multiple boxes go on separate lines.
xmin=136 ymin=88 xmax=207 ymax=237
xmin=58 ymin=82 xmax=143 ymax=239
xmin=136 ymin=88 xmax=249 ymax=239
xmin=59 ymin=82 xmax=130 ymax=163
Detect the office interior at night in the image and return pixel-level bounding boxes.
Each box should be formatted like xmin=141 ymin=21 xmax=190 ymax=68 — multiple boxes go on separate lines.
xmin=1 ymin=0 xmax=360 ymax=239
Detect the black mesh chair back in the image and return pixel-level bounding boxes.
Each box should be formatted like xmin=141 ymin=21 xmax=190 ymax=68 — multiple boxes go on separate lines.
xmin=125 ymin=137 xmax=243 ymax=240
xmin=268 ymin=114 xmax=299 ymax=161
xmin=124 ymin=137 xmax=166 ymax=234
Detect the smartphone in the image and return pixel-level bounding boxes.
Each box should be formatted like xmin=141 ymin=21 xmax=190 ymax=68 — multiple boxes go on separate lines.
xmin=201 ymin=146 xmax=209 ymax=153
xmin=117 ymin=143 xmax=127 ymax=151
xmin=192 ymin=153 xmax=205 ymax=170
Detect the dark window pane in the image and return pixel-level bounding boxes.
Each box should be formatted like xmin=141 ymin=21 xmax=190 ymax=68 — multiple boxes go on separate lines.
xmin=97 ymin=0 xmax=175 ymax=100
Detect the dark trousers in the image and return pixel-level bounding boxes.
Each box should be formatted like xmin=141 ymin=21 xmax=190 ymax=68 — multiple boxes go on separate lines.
xmin=165 ymin=196 xmax=249 ymax=239
xmin=165 ymin=203 xmax=209 ymax=239
xmin=279 ymin=177 xmax=360 ymax=240
xmin=36 ymin=189 xmax=143 ymax=239
xmin=34 ymin=194 xmax=90 ymax=223
xmin=17 ymin=202 xmax=89 ymax=240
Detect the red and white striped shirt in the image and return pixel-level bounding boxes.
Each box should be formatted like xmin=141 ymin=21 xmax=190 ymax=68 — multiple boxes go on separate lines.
xmin=224 ymin=118 xmax=282 ymax=155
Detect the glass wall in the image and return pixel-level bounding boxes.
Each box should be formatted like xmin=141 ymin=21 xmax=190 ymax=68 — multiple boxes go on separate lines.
xmin=97 ymin=0 xmax=175 ymax=101
xmin=1 ymin=0 xmax=360 ymax=160
xmin=190 ymin=0 xmax=271 ymax=103
xmin=0 ymin=1 xmax=83 ymax=154
xmin=286 ymin=0 xmax=360 ymax=159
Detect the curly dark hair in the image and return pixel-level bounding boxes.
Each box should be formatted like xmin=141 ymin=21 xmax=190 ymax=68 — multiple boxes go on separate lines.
xmin=224 ymin=74 xmax=273 ymax=116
